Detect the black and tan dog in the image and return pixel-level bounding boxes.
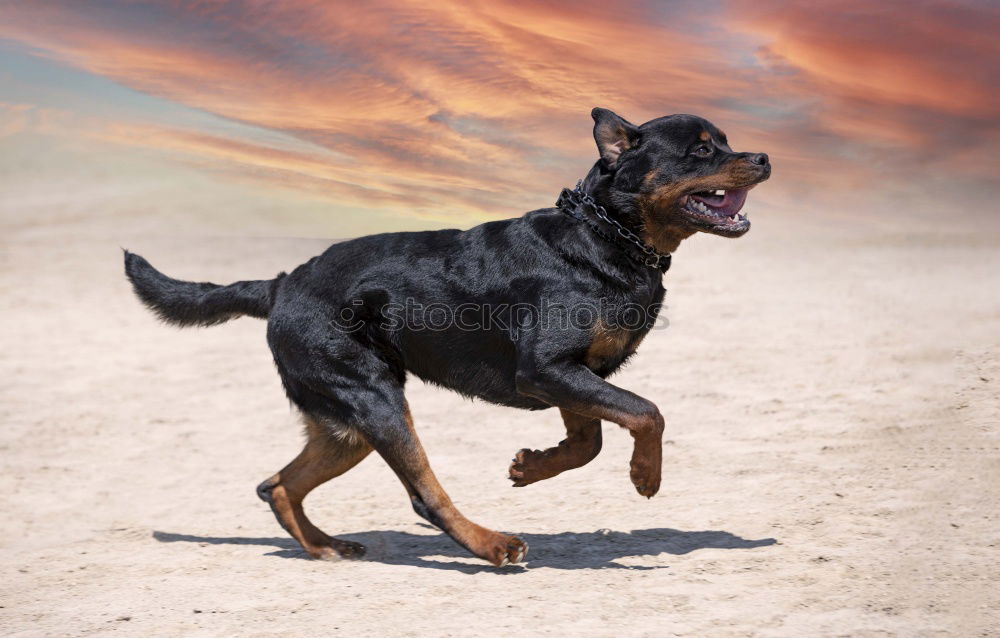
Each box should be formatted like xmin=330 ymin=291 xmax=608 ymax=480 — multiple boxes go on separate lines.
xmin=124 ymin=108 xmax=770 ymax=567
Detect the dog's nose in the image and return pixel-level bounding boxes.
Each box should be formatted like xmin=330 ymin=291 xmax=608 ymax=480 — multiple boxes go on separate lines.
xmin=749 ymin=153 xmax=769 ymax=166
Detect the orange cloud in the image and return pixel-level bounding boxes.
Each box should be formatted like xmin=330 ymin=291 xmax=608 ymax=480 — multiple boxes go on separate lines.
xmin=728 ymin=0 xmax=999 ymax=181
xmin=0 ymin=0 xmax=996 ymax=225
xmin=732 ymin=1 xmax=997 ymax=118
xmin=0 ymin=1 xmax=750 ymax=167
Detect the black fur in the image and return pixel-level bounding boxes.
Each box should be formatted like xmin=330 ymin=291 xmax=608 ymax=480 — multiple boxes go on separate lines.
xmin=124 ymin=250 xmax=282 ymax=326
xmin=125 ymin=108 xmax=770 ymax=432
xmin=124 ymin=108 xmax=770 ymax=565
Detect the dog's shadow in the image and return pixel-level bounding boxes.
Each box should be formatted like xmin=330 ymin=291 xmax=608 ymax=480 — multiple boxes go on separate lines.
xmin=153 ymin=526 xmax=776 ymax=574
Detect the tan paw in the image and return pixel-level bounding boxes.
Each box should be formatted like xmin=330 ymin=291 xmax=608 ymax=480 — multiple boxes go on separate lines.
xmin=508 ymin=448 xmax=547 ymax=487
xmin=492 ymin=535 xmax=529 ymax=567
xmin=629 ymin=457 xmax=661 ymax=498
xmin=307 ymin=539 xmax=367 ymax=561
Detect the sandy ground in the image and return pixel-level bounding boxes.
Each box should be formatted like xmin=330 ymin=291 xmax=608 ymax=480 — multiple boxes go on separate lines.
xmin=1 ymin=209 xmax=998 ymax=636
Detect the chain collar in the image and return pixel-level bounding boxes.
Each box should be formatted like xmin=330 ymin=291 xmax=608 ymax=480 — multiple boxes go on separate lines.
xmin=556 ymin=182 xmax=671 ymax=273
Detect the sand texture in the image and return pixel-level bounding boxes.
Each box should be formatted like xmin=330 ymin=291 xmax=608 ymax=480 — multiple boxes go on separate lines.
xmin=2 ymin=217 xmax=998 ymax=636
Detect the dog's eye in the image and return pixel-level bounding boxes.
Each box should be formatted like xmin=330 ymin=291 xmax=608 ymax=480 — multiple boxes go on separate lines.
xmin=691 ymin=145 xmax=713 ymax=157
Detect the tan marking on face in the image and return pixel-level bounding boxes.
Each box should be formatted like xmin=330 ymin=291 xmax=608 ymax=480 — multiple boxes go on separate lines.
xmin=699 ymin=131 xmax=711 ymax=141
xmin=643 ymin=168 xmax=659 ymax=186
xmin=635 ymin=156 xmax=764 ymax=252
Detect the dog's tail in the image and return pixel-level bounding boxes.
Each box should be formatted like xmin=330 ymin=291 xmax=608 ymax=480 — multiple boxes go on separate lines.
xmin=123 ymin=250 xmax=281 ymax=327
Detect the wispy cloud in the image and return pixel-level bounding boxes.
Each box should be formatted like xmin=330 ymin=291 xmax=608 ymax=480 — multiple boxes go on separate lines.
xmin=0 ymin=0 xmax=996 ymax=230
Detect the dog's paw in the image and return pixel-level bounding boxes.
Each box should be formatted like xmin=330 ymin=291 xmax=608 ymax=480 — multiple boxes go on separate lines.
xmin=508 ymin=448 xmax=559 ymax=487
xmin=308 ymin=539 xmax=367 ymax=561
xmin=508 ymin=448 xmax=541 ymax=487
xmin=489 ymin=534 xmax=528 ymax=567
xmin=629 ymin=458 xmax=661 ymax=498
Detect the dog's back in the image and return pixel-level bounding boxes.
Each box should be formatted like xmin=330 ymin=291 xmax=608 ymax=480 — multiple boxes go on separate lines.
xmin=265 ymin=212 xmax=575 ymax=411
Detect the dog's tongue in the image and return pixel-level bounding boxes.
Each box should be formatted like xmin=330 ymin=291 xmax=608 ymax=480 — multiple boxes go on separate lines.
xmin=719 ymin=187 xmax=749 ymax=215
xmin=692 ymin=187 xmax=750 ymax=216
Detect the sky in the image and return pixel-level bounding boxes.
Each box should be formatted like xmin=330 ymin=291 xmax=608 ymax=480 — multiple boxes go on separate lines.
xmin=1 ymin=0 xmax=997 ymax=236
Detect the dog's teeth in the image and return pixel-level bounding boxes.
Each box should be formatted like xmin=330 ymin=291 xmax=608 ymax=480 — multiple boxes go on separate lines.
xmin=714 ymin=189 xmax=725 ymax=196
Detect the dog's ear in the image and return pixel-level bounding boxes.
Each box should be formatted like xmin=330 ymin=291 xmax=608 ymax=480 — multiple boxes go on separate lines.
xmin=592 ymin=107 xmax=638 ymax=169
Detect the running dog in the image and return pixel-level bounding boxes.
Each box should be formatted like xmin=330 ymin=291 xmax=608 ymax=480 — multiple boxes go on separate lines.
xmin=124 ymin=108 xmax=770 ymax=567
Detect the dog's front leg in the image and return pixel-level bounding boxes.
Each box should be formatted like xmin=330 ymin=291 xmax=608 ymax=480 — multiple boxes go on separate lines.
xmin=508 ymin=409 xmax=603 ymax=487
xmin=515 ymin=363 xmax=664 ymax=497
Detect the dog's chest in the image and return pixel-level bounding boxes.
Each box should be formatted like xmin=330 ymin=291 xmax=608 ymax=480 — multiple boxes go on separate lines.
xmin=584 ymin=323 xmax=649 ymax=376
xmin=582 ymin=284 xmax=665 ymax=376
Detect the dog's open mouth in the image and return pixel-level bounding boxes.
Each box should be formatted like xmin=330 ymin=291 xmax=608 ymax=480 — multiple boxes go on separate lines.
xmin=680 ymin=186 xmax=753 ymax=236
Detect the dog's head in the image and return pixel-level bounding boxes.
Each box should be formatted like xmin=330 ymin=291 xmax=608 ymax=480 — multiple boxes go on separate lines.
xmin=591 ymin=108 xmax=770 ymax=249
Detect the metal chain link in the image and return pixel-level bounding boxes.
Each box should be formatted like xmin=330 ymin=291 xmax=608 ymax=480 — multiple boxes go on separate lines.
xmin=561 ymin=182 xmax=671 ymax=270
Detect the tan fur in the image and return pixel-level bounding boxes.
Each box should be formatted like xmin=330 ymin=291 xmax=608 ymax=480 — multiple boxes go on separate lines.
xmin=585 ymin=320 xmax=645 ymax=371
xmin=637 ymin=157 xmax=762 ymax=253
xmin=392 ymin=407 xmax=527 ymax=566
xmin=325 ymin=419 xmax=366 ymax=446
xmin=508 ymin=409 xmax=602 ymax=486
xmin=258 ymin=415 xmax=372 ymax=560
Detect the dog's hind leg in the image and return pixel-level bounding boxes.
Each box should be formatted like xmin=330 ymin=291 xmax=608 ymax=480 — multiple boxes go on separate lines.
xmin=364 ymin=400 xmax=528 ymax=567
xmin=268 ymin=331 xmax=526 ymax=567
xmin=256 ymin=415 xmax=372 ymax=560
xmin=508 ymin=409 xmax=602 ymax=487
